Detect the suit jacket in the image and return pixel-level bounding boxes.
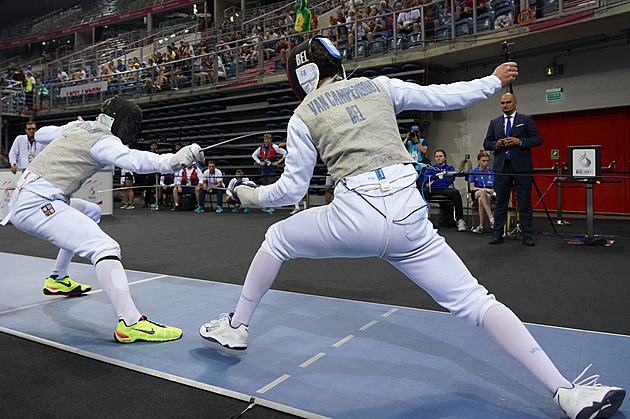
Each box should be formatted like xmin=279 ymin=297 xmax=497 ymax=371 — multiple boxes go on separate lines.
xmin=483 ymin=112 xmax=543 ymax=173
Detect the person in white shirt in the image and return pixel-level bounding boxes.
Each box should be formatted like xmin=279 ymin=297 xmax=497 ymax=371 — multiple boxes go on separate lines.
xmin=196 ymin=160 xmax=225 ymax=213
xmin=172 ymin=163 xmax=203 ymax=211
xmin=226 ymin=168 xmax=250 ymax=213
xmin=56 ymin=68 xmax=69 ymax=83
xmin=8 ymin=121 xmax=40 ymax=174
xmin=158 ymin=172 xmax=177 ymax=208
xmin=397 ymin=0 xmax=421 ymax=34
xmin=199 ymin=36 xmax=626 ymax=419
xmin=3 ymin=96 xmax=204 ymax=342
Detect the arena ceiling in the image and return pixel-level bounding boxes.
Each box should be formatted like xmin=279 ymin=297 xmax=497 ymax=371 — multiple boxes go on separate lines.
xmin=3 ymin=0 xmax=100 ymax=24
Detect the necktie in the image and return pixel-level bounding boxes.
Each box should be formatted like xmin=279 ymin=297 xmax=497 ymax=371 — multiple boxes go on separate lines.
xmin=505 ymin=116 xmax=512 ymax=159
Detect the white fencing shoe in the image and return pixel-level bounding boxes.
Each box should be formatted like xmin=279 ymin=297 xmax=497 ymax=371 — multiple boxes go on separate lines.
xmin=199 ymin=313 xmax=248 ymax=350
xmin=554 ymin=364 xmax=625 ymax=419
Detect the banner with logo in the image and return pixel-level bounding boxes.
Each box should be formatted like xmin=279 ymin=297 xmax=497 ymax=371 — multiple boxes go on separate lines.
xmin=0 ymin=169 xmax=113 ymax=222
xmin=59 ymin=81 xmax=108 ymax=98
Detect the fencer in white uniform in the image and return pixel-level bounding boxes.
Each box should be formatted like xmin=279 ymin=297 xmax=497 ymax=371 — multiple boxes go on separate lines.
xmin=4 ymin=97 xmax=205 ymax=343
xmin=200 ymin=37 xmax=625 ymax=418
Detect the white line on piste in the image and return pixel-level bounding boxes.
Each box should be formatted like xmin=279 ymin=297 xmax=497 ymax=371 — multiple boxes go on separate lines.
xmin=359 ymin=320 xmax=378 ymax=331
xmin=332 ymin=334 xmax=355 ymax=347
xmin=300 ymin=352 xmax=326 ymax=368
xmin=257 ymin=374 xmax=292 ymax=394
xmin=0 ymin=275 xmax=167 ymax=315
xmin=382 ymin=308 xmax=398 ymax=317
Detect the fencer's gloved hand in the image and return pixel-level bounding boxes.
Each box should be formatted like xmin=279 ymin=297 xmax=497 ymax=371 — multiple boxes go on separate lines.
xmin=233 ymin=181 xmax=260 ymax=206
xmin=169 ymin=144 xmax=205 ymax=170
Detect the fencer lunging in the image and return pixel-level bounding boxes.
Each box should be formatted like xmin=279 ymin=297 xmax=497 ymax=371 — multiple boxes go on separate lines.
xmin=4 ymin=96 xmax=204 ymax=343
xmin=199 ymin=36 xmax=625 ymax=418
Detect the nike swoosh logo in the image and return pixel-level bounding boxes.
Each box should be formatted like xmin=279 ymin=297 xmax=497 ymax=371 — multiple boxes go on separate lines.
xmin=135 ymin=328 xmax=156 ymax=335
xmin=57 ymin=280 xmax=72 ymax=287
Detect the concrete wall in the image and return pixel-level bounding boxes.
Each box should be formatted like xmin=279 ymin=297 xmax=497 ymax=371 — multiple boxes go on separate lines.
xmin=424 ymin=42 xmax=630 ymax=196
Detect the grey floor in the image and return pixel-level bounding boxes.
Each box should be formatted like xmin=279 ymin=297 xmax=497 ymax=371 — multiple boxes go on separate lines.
xmin=1 ymin=205 xmax=629 ymax=418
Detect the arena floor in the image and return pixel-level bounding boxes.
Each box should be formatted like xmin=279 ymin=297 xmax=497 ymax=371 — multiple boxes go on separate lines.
xmin=1 ymin=205 xmax=629 ymax=418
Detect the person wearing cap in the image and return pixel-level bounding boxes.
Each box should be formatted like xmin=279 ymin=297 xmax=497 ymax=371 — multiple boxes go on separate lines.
xmin=199 ymin=35 xmax=625 ymax=419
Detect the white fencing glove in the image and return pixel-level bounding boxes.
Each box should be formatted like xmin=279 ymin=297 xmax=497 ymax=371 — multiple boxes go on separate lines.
xmin=169 ymin=144 xmax=205 ymax=170
xmin=234 ymin=181 xmax=260 ymax=207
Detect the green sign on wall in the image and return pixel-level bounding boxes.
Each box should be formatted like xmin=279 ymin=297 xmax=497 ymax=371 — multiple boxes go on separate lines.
xmin=551 ymin=149 xmax=559 ymax=160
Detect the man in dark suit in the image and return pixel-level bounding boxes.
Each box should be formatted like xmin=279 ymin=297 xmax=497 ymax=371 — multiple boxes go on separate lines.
xmin=483 ymin=93 xmax=543 ymax=246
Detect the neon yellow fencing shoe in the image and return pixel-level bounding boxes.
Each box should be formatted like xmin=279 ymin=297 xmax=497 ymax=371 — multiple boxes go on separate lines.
xmin=43 ymin=276 xmax=92 ymax=296
xmin=114 ymin=316 xmax=183 ymax=343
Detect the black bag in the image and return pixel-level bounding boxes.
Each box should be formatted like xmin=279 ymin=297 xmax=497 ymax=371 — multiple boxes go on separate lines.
xmin=180 ymin=195 xmax=196 ymax=211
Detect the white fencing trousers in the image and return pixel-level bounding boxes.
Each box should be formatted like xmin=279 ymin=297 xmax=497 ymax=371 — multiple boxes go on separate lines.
xmin=261 ymin=164 xmax=498 ymax=326
xmin=11 ymin=189 xmax=121 ymax=265
xmin=11 ymin=189 xmax=143 ymax=323
xmin=51 ymin=198 xmax=102 ymax=278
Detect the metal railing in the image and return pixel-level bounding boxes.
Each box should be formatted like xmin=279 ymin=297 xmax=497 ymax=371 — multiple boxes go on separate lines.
xmin=34 ymin=0 xmax=627 ymax=111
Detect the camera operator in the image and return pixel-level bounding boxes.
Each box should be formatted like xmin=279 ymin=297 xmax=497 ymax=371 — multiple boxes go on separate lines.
xmin=403 ymin=125 xmax=428 ymax=187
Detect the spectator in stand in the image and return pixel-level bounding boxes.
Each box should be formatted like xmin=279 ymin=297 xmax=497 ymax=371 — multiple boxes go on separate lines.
xmin=24 ymin=71 xmax=36 ymax=111
xmin=99 ymin=65 xmax=112 ymax=82
xmin=327 ymin=15 xmax=340 ymax=43
xmin=179 ymin=40 xmax=191 ymax=55
xmin=346 ymin=8 xmax=357 ymax=31
xmin=153 ymin=68 xmax=168 ymax=91
xmin=196 ymin=161 xmax=225 ymax=213
xmin=375 ymin=1 xmax=394 ymax=38
xmin=172 ymin=163 xmax=203 ymax=211
xmin=56 ymin=68 xmax=69 ymax=83
xmin=226 ymin=169 xmax=251 ymax=213
xmin=417 ymin=0 xmax=437 ymax=37
xmin=107 ymin=61 xmax=117 ymax=76
xmin=397 ymin=0 xmax=421 ymax=34
xmin=276 ymin=36 xmax=294 ymax=66
xmin=36 ymin=78 xmax=49 ymax=103
xmin=336 ymin=9 xmax=350 ymax=45
xmin=167 ymin=45 xmax=179 ymax=61
xmin=262 ymin=31 xmax=277 ymax=61
xmin=349 ymin=9 xmax=373 ymax=44
xmin=117 ymin=59 xmax=127 ymax=72
xmin=457 ymin=0 xmax=486 ymax=20
xmin=76 ymin=66 xmax=86 ymax=80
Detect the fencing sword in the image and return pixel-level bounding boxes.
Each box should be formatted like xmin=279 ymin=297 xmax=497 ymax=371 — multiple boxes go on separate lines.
xmin=200 ymin=130 xmax=277 ymax=151
xmin=96 ymin=131 xmax=280 ymax=193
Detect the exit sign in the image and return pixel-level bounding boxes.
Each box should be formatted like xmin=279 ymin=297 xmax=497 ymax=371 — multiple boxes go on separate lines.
xmin=546 ymin=88 xmax=563 ymax=102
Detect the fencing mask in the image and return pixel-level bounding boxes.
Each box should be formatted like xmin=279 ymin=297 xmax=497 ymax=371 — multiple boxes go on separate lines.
xmin=100 ymin=96 xmax=142 ymax=144
xmin=287 ymin=35 xmax=343 ymax=101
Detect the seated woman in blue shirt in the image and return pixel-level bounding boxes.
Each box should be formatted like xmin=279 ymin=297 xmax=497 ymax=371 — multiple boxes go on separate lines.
xmin=468 ymin=151 xmax=495 ymax=234
xmin=423 ymin=149 xmax=467 ymax=231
